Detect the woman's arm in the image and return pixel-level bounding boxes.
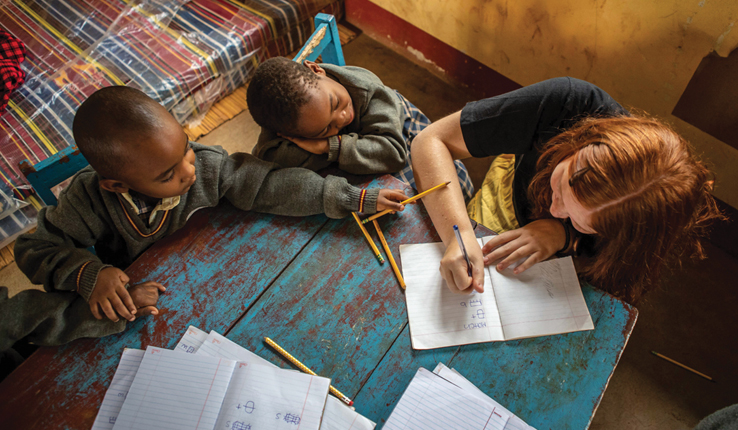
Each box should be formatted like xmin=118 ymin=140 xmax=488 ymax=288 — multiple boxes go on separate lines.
xmin=411 ymin=111 xmax=485 ymax=294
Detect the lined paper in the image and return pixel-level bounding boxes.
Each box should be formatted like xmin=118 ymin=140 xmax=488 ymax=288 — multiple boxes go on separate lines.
xmin=482 ymin=237 xmax=593 ymax=340
xmin=196 ymin=331 xmax=274 ymax=367
xmin=175 ymin=325 xmax=209 ymax=354
xmin=401 ymin=237 xmax=593 ymax=349
xmin=212 ymin=361 xmax=330 ymax=430
xmin=432 ymin=363 xmax=535 ymax=430
xmin=384 ymin=368 xmax=511 ymax=430
xmin=112 ymin=346 xmax=236 ymax=430
xmin=321 ymin=396 xmax=376 ymax=430
xmin=195 ymin=331 xmax=376 ymax=429
xmin=91 ymin=349 xmax=145 ymax=430
xmin=401 ymin=240 xmax=504 ymax=349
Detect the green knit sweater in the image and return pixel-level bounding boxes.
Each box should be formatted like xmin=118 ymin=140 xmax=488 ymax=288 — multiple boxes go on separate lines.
xmin=251 ymin=64 xmax=407 ymax=174
xmin=15 ymin=143 xmax=378 ymax=301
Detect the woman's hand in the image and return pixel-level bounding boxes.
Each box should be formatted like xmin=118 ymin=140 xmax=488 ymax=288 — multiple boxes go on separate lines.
xmin=482 ymin=219 xmax=566 ymax=274
xmin=440 ymin=230 xmax=485 ymax=294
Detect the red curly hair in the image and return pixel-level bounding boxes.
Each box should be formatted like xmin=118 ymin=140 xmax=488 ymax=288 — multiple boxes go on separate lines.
xmin=528 ymin=115 xmax=723 ymax=303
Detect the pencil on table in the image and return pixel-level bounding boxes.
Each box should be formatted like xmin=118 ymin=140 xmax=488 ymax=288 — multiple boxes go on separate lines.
xmin=651 ymin=351 xmax=715 ymax=382
xmin=362 ymin=181 xmax=451 ymax=224
xmin=352 ymin=212 xmax=384 ymax=264
xmin=372 ymin=220 xmax=405 ymax=289
xmin=264 ymin=337 xmax=355 ymax=406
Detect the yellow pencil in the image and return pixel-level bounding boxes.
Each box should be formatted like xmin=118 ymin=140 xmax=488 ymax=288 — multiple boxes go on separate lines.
xmin=651 ymin=351 xmax=715 ymax=382
xmin=362 ymin=181 xmax=451 ymax=224
xmin=372 ymin=220 xmax=405 ymax=289
xmin=264 ymin=337 xmax=355 ymax=405
xmin=352 ymin=212 xmax=384 ymax=264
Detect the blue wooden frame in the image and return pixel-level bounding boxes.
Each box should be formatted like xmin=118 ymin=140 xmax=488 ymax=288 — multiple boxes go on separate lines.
xmin=293 ymin=13 xmax=345 ymax=66
xmin=19 ymin=146 xmax=89 ymax=206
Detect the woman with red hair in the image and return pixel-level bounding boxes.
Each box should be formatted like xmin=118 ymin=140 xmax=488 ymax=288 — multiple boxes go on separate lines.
xmin=412 ymin=77 xmax=722 ymax=303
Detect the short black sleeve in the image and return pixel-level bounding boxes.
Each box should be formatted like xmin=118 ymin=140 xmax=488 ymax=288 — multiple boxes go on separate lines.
xmin=460 ymin=77 xmax=627 ymax=158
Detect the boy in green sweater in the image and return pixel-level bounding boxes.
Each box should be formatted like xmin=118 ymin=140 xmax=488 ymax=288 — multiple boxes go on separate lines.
xmin=3 ymin=86 xmax=407 ymax=366
xmin=247 ymin=57 xmax=474 ymax=200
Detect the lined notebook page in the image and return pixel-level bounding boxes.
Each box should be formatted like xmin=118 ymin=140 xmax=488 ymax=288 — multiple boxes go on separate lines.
xmin=212 ymin=361 xmax=330 ymax=430
xmin=91 ymin=349 xmax=145 ymax=430
xmin=321 ymin=397 xmax=376 ymax=430
xmin=384 ymin=368 xmax=511 ymax=430
xmin=175 ymin=326 xmax=209 ymax=354
xmin=196 ymin=331 xmax=274 ymax=367
xmin=112 ymin=346 xmax=235 ymax=430
xmin=401 ymin=238 xmax=594 ymax=349
xmin=401 ymin=241 xmax=504 ymax=349
xmin=195 ymin=331 xmax=375 ymax=429
xmin=432 ymin=363 xmax=535 ymax=430
xmin=481 ymin=240 xmax=594 ymax=340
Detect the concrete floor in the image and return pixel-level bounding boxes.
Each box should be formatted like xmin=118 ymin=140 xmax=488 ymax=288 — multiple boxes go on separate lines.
xmin=2 ymin=31 xmax=736 ymax=429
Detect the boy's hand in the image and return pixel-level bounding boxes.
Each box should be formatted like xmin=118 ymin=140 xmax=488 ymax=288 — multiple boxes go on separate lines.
xmin=280 ymin=135 xmax=330 ymax=155
xmin=128 ymin=281 xmax=166 ymax=317
xmin=89 ymin=267 xmax=136 ymax=322
xmin=377 ymin=189 xmax=410 ymax=213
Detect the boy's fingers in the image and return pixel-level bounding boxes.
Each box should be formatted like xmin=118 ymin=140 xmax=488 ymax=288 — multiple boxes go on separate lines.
xmin=89 ymin=302 xmax=102 ymax=320
xmin=119 ymin=271 xmax=130 ymax=284
xmin=100 ymin=300 xmax=119 ymax=322
xmin=135 ymin=306 xmax=159 ymax=317
xmin=139 ymin=281 xmax=166 ymax=293
xmin=112 ymin=289 xmax=135 ymax=321
xmin=118 ymin=285 xmax=137 ymax=314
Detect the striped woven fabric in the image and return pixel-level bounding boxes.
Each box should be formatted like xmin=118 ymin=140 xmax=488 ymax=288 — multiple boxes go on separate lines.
xmin=0 ymin=0 xmax=341 ymax=248
xmin=0 ymin=0 xmax=342 ymax=199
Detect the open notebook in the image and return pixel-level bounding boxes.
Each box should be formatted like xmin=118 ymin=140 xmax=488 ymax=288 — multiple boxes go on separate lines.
xmin=400 ymin=237 xmax=594 ymax=350
xmin=92 ymin=326 xmax=376 ymax=430
xmin=384 ymin=364 xmax=535 ymax=430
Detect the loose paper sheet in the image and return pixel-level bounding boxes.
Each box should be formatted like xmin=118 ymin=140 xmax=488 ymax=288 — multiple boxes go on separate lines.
xmin=401 ymin=238 xmax=594 ymax=349
xmin=194 ymin=331 xmax=375 ymax=429
xmin=212 ymin=361 xmax=330 ymax=430
xmin=384 ymin=368 xmax=512 ymax=430
xmin=112 ymin=346 xmax=235 ymax=430
xmin=432 ymin=363 xmax=535 ymax=430
xmin=175 ymin=325 xmax=209 ymax=354
xmin=91 ymin=349 xmax=145 ymax=430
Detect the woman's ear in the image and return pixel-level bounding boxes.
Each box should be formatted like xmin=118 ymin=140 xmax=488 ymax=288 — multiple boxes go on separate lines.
xmin=99 ymin=178 xmax=131 ymax=194
xmin=303 ymin=60 xmax=326 ymax=76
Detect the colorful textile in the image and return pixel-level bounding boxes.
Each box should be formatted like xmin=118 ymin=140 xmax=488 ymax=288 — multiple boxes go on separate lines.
xmin=0 ymin=0 xmax=342 ymax=246
xmin=0 ymin=0 xmax=342 ymax=198
xmin=392 ymin=91 xmax=475 ymax=201
xmin=0 ymin=29 xmax=26 ymax=113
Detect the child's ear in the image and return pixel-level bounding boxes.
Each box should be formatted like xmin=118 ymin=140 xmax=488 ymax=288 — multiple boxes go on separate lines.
xmin=99 ymin=178 xmax=131 ymax=194
xmin=303 ymin=60 xmax=326 ymax=76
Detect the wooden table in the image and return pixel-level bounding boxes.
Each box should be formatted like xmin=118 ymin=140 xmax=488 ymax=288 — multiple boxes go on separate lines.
xmin=0 ymin=175 xmax=637 ymax=430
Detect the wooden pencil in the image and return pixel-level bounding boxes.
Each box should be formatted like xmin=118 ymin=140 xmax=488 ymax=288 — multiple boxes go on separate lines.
xmin=264 ymin=337 xmax=354 ymax=405
xmin=372 ymin=220 xmax=406 ymax=289
xmin=361 ymin=181 xmax=451 ymax=224
xmin=351 ymin=212 xmax=384 ymax=264
xmin=651 ymin=351 xmax=715 ymax=382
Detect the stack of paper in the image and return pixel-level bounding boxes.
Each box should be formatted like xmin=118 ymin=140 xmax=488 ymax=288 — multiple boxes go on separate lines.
xmin=91 ymin=326 xmax=376 ymax=430
xmin=384 ymin=363 xmax=535 ymax=430
xmin=400 ymin=237 xmax=594 ymax=349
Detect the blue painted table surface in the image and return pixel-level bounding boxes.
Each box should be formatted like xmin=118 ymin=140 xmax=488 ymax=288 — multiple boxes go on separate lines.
xmin=0 ymin=175 xmax=637 ymax=430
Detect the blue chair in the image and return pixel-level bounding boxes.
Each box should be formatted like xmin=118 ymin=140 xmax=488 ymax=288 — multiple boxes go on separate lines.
xmin=19 ymin=145 xmax=89 ymax=206
xmin=293 ymin=13 xmax=345 ymax=66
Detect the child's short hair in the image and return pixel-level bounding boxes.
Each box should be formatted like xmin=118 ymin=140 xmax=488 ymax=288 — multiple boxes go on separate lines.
xmin=73 ymin=86 xmax=165 ymax=178
xmin=246 ymin=57 xmax=319 ymax=134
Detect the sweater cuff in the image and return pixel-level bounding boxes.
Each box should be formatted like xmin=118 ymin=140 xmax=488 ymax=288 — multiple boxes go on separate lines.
xmin=327 ymin=135 xmax=341 ymax=162
xmin=343 ymin=186 xmax=379 ymax=214
xmin=76 ymin=261 xmax=112 ymax=302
